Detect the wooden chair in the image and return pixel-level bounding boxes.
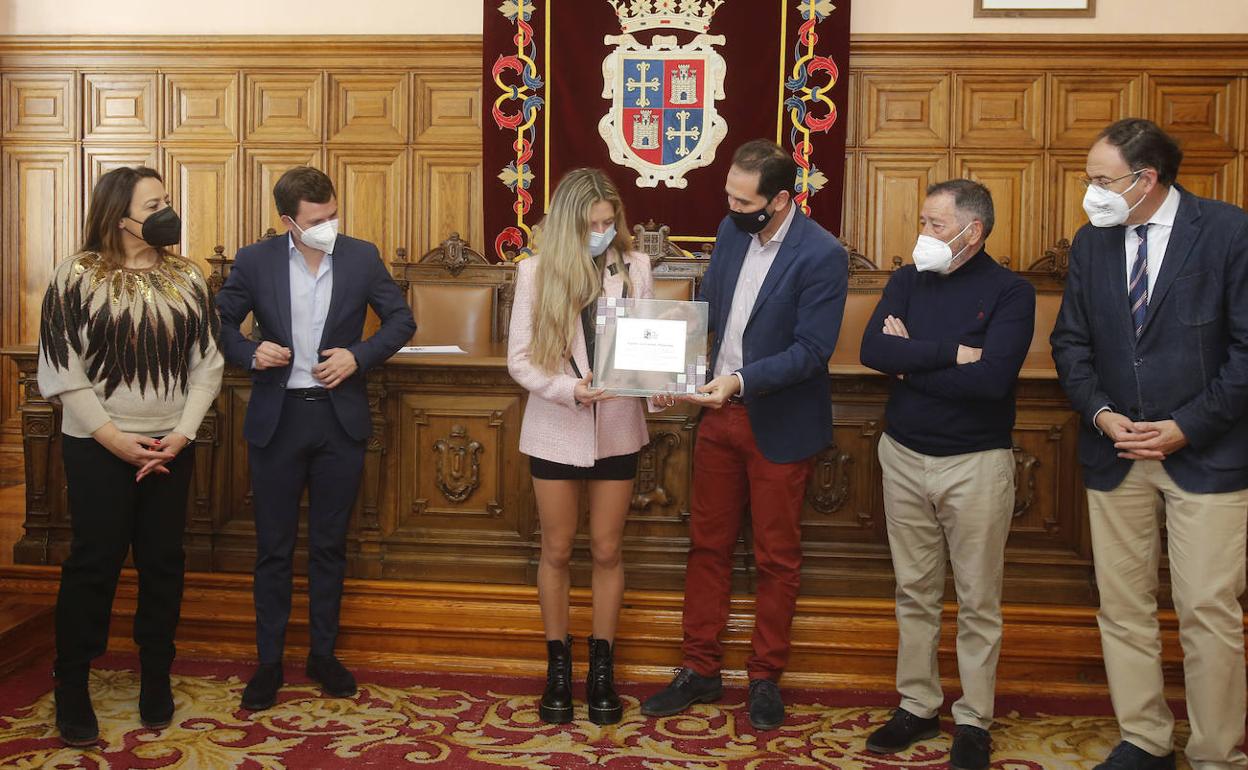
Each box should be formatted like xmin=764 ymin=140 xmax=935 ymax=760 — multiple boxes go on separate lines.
xmin=391 ymin=233 xmax=516 ymax=348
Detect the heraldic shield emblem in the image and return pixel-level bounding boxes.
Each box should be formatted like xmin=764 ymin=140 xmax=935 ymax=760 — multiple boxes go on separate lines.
xmin=599 ymin=0 xmax=729 ymax=189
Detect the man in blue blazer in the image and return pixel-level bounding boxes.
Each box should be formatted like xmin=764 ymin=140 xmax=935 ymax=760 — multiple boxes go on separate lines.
xmin=1051 ymin=119 xmax=1248 ymax=770
xmin=642 ymin=139 xmax=847 ymax=730
xmin=216 ymin=167 xmax=415 ymax=710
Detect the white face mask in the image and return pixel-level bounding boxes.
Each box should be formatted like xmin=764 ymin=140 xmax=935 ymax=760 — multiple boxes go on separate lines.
xmin=290 ymin=217 xmax=339 ymax=253
xmin=1082 ymin=171 xmax=1145 ymax=228
xmin=588 ymin=224 xmax=616 ymax=258
xmin=912 ymin=221 xmax=973 ymax=274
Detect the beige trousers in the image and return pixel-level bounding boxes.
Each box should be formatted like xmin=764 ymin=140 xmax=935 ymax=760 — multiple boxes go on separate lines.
xmin=878 ymin=433 xmax=1015 ymax=729
xmin=1087 ymin=460 xmax=1248 ymax=770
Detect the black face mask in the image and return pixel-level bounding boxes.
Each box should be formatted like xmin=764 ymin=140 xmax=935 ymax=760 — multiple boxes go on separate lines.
xmin=729 ymin=197 xmax=775 ymax=235
xmin=127 ymin=207 xmax=181 ymax=248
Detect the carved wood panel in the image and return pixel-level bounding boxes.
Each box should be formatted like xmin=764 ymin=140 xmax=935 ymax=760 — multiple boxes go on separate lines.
xmin=330 ymin=148 xmax=408 ymax=264
xmin=83 ymin=145 xmax=161 ymax=213
xmin=862 ymin=151 xmax=950 ymax=267
xmin=412 ymin=72 xmax=481 ymax=146
xmin=859 ymin=73 xmax=951 ymax=147
xmin=1048 ymin=74 xmax=1143 ymax=148
xmin=164 ymin=145 xmax=240 ymax=274
xmin=1 ymin=72 xmax=76 ymax=140
xmin=244 ymin=71 xmax=323 ymax=143
xmin=163 ymin=71 xmax=240 ymax=142
xmin=390 ymin=391 xmax=529 ymax=582
xmin=243 ymin=146 xmax=323 ymax=243
xmin=328 ymin=72 xmax=409 ymax=144
xmin=1046 ymin=152 xmax=1093 ymax=244
xmin=954 ymin=74 xmax=1045 ymax=149
xmin=412 ymin=149 xmax=483 ymax=256
xmin=955 ymin=153 xmax=1042 ymax=269
xmin=1175 ymin=153 xmax=1239 ymax=202
xmin=1 ymin=145 xmax=78 ymax=431
xmin=84 ymin=72 xmax=158 ymax=141
xmin=1147 ymin=75 xmax=1239 ymax=153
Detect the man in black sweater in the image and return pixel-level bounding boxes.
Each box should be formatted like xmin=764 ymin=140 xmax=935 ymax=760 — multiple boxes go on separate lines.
xmin=859 ymin=179 xmax=1036 ymax=770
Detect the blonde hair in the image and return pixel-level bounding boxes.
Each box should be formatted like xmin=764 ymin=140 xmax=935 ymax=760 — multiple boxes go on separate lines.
xmin=529 ymin=168 xmax=633 ymax=373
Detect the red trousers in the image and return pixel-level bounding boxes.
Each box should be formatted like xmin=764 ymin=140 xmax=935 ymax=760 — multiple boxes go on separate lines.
xmin=681 ymin=402 xmax=814 ymax=681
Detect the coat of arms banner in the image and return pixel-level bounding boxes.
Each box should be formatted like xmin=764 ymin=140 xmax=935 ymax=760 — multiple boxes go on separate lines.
xmin=483 ymin=0 xmax=850 ymax=261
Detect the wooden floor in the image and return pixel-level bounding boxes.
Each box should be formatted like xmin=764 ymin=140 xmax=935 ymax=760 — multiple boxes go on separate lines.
xmin=0 ymin=484 xmax=22 ymax=568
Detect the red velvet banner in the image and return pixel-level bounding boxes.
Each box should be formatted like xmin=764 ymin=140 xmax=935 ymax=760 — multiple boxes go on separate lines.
xmin=484 ymin=0 xmax=851 ymax=261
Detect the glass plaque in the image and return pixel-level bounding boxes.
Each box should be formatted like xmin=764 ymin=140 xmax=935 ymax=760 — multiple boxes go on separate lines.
xmin=592 ymin=298 xmax=710 ymax=397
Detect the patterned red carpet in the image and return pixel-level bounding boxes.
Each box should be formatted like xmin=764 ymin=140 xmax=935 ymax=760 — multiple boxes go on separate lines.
xmin=0 ymin=654 xmax=1193 ymax=769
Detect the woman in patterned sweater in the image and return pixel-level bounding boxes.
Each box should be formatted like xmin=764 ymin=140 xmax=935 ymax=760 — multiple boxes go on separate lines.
xmin=36 ymin=166 xmax=223 ymax=747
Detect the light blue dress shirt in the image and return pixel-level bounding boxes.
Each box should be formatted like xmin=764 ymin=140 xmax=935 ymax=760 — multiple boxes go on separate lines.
xmin=286 ymin=234 xmax=334 ymax=389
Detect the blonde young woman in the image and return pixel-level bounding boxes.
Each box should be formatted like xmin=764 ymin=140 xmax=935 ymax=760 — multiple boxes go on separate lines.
xmin=507 ymin=168 xmax=655 ymax=724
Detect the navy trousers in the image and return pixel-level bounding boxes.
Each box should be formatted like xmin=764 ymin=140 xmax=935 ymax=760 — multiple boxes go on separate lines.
xmin=248 ymin=396 xmax=364 ymax=664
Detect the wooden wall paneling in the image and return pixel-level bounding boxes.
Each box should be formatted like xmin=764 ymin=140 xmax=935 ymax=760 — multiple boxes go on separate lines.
xmin=858 ymin=72 xmax=951 ymax=148
xmin=1048 ymin=74 xmax=1144 ymax=149
xmin=1 ymin=71 xmax=76 ymax=141
xmin=330 ymin=147 xmax=409 ymax=263
xmin=412 ymin=148 xmax=483 ymax=256
xmin=164 ymin=146 xmax=240 ymax=274
xmin=1175 ymin=153 xmax=1239 ymax=202
xmin=1147 ymin=74 xmax=1240 ymax=153
xmin=83 ymin=146 xmax=161 ymax=212
xmin=1 ymin=145 xmax=78 ymax=432
xmin=862 ymin=151 xmax=951 ymax=267
xmin=162 ymin=71 xmax=240 ymax=142
xmin=243 ymin=146 xmax=324 ymax=244
xmin=243 ymin=71 xmax=324 ymax=144
xmin=1046 ymin=152 xmax=1093 ymax=245
xmin=841 ymin=71 xmax=857 ymax=149
xmin=955 ymin=153 xmax=1042 ymax=269
xmin=327 ymin=72 xmax=409 ymax=145
xmin=411 ymin=71 xmax=481 ymax=146
xmin=840 ymin=150 xmax=857 ymax=248
xmin=954 ymin=74 xmax=1045 ymax=149
xmin=83 ymin=72 xmax=158 ymax=142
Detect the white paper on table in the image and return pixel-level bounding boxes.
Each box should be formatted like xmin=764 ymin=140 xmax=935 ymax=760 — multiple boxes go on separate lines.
xmin=612 ymin=317 xmax=687 ymax=373
xmin=398 ymin=345 xmax=467 ymax=354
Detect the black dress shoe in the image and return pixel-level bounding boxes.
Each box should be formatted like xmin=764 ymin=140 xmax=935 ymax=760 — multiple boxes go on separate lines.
xmin=241 ymin=662 xmax=284 ymax=711
xmin=139 ymin=670 xmax=175 ymax=729
xmin=951 ymin=725 xmax=992 ymax=770
xmin=865 ymin=707 xmax=941 ymax=754
xmin=747 ymin=679 xmax=785 ymax=731
xmin=306 ymin=655 xmax=357 ymax=698
xmin=54 ymin=683 xmax=99 ymax=747
xmin=640 ymin=667 xmax=723 ymax=717
xmin=1093 ymin=741 xmax=1177 ymax=770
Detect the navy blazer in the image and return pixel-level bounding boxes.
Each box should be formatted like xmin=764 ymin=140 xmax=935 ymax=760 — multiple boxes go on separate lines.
xmin=215 ymin=234 xmax=416 ymax=448
xmin=1051 ymin=187 xmax=1248 ymax=493
xmin=699 ymin=210 xmax=848 ymax=463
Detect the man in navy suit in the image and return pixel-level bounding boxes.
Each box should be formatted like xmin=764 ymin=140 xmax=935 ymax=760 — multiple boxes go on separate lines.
xmin=641 ymin=139 xmax=847 ymax=730
xmin=1051 ymin=119 xmax=1248 ymax=770
xmin=216 ymin=167 xmax=415 ymax=710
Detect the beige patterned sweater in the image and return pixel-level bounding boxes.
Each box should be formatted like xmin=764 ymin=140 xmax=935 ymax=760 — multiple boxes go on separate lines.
xmin=37 ymin=252 xmax=224 ymax=439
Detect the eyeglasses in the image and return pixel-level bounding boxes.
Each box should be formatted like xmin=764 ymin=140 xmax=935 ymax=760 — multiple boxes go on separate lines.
xmin=1078 ymin=169 xmax=1144 ymax=190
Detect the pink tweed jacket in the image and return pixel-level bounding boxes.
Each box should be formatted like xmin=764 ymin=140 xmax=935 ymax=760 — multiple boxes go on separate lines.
xmin=508 ymin=250 xmax=653 ymax=467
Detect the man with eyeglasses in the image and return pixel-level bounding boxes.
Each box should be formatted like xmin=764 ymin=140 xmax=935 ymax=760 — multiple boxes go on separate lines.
xmin=1051 ymin=118 xmax=1248 ymax=770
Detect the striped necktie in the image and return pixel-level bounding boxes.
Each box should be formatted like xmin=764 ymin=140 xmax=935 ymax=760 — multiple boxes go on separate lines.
xmin=1129 ymin=224 xmax=1149 ymax=339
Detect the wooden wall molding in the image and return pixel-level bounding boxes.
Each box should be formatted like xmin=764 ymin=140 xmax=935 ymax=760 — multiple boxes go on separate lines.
xmin=0 ymin=563 xmax=1200 ymax=696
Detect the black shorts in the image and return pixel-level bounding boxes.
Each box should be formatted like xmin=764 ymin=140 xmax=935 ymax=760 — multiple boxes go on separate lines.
xmin=529 ymin=452 xmax=639 ymax=481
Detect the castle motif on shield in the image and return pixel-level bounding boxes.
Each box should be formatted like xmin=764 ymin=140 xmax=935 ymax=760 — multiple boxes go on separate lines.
xmin=599 ymin=0 xmax=729 ymax=189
